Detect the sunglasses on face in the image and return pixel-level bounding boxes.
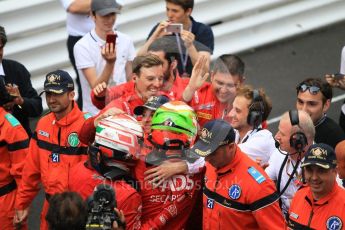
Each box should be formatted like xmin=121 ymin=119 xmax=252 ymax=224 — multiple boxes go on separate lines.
xmin=296 ymin=84 xmax=321 ymax=95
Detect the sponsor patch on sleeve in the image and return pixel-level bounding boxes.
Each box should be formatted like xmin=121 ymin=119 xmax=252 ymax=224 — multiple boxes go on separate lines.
xmin=248 ymin=167 xmax=266 ymax=184
xmin=5 ymin=113 xmax=20 ymax=127
xmin=84 ymin=113 xmax=92 ymax=120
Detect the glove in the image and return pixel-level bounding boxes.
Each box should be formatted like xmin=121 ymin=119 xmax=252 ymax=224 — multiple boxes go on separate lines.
xmin=153 ymin=193 xmax=192 ymax=228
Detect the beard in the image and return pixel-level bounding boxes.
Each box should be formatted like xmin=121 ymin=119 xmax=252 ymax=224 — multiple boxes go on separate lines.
xmin=163 ymin=69 xmax=171 ymax=82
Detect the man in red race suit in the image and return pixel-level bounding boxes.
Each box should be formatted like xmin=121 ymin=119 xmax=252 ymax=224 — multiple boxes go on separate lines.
xmin=135 ymin=101 xmax=203 ymax=229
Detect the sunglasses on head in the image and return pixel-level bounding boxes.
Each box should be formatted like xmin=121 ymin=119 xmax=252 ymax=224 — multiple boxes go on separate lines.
xmin=296 ymin=83 xmax=320 ymax=95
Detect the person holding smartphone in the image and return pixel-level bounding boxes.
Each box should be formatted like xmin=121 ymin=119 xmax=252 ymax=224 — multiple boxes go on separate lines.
xmin=137 ymin=0 xmax=214 ymax=77
xmin=74 ymin=0 xmax=135 ymax=115
xmin=0 ymin=26 xmax=43 ymax=137
xmin=59 ymin=0 xmax=95 ymax=110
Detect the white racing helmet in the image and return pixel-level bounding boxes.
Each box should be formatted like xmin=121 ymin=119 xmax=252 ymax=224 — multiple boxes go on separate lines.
xmin=92 ymin=114 xmax=143 ymax=169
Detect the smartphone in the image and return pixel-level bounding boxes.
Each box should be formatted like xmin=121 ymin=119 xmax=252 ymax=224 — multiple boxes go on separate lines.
xmin=106 ymin=33 xmax=117 ymax=46
xmin=165 ymin=23 xmax=183 ymax=33
xmin=332 ymin=73 xmax=345 ymax=80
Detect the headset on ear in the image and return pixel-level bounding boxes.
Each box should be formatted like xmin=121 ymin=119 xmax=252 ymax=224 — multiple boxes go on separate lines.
xmin=289 ymin=110 xmax=308 ymax=152
xmin=247 ymin=89 xmax=264 ymax=129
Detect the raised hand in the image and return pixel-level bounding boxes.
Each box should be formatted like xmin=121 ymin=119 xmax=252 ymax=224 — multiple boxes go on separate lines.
xmin=189 ymin=55 xmax=209 ymax=91
xmin=181 ymin=30 xmax=195 ymax=48
xmin=102 ymin=41 xmax=116 ymax=64
xmin=93 ymin=82 xmax=107 ymax=98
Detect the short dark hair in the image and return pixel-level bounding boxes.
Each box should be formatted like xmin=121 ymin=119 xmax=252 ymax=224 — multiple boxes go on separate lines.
xmin=165 ymin=0 xmax=194 ymax=11
xmin=214 ymin=54 xmax=245 ymax=77
xmin=0 ymin=26 xmax=7 ymax=48
xmin=148 ymin=37 xmax=180 ymax=65
xmin=296 ymin=78 xmax=333 ymax=104
xmin=236 ymin=85 xmax=272 ymax=121
xmin=46 ymin=192 xmax=87 ymax=230
xmin=132 ymin=54 xmax=163 ymax=76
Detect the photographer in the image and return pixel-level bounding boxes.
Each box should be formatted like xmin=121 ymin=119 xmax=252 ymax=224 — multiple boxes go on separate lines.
xmin=45 ymin=191 xmax=126 ymax=230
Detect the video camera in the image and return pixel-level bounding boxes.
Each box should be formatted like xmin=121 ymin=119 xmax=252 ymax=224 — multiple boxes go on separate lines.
xmin=86 ymin=184 xmax=119 ymax=230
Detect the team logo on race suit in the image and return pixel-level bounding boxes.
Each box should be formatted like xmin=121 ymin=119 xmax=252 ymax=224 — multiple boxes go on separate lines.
xmin=38 ymin=130 xmax=49 ymax=138
xmin=159 ymin=174 xmax=195 ymax=192
xmin=326 ymin=216 xmax=342 ymax=230
xmin=67 ymin=132 xmax=80 ymax=147
xmin=228 ymin=184 xmax=241 ymax=200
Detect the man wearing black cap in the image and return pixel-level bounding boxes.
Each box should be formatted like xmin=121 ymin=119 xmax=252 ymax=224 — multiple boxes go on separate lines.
xmin=288 ymin=143 xmax=345 ymax=229
xmin=0 ymin=80 xmax=29 ymax=230
xmin=133 ymin=95 xmax=170 ymax=134
xmin=191 ymin=119 xmax=285 ymax=229
xmin=14 ymin=70 xmax=91 ymax=230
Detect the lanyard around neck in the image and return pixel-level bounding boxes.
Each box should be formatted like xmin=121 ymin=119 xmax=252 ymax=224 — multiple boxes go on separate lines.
xmin=175 ymin=23 xmax=192 ymax=74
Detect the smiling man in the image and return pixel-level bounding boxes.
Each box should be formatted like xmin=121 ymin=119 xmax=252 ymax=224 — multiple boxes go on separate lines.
xmin=227 ymin=85 xmax=274 ymax=165
xmin=288 ymin=143 xmax=345 ymax=230
xmin=183 ymin=55 xmax=244 ymax=127
xmin=90 ymin=37 xmax=189 ymax=109
xmin=78 ymin=54 xmax=164 ymax=145
xmin=265 ymin=110 xmax=315 ymax=218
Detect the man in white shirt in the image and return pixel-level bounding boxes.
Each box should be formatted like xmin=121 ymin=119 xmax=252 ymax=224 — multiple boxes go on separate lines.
xmin=265 ymin=110 xmax=315 ymax=218
xmin=74 ymin=0 xmax=135 ymax=115
xmin=59 ymin=0 xmax=94 ymax=109
xmin=227 ymin=85 xmax=275 ymax=165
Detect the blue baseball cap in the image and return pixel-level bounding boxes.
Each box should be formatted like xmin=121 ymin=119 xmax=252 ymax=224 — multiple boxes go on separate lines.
xmin=42 ymin=70 xmax=74 ymax=95
xmin=190 ymin=119 xmax=236 ymax=157
xmin=134 ymin=95 xmax=170 ymax=116
xmin=301 ymin=143 xmax=337 ymax=169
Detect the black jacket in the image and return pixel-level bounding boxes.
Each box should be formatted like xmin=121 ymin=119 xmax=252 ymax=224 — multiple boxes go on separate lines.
xmin=2 ymin=59 xmax=42 ymax=136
